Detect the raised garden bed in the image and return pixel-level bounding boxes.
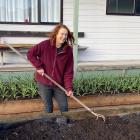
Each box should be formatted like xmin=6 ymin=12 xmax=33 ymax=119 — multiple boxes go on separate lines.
xmin=0 ymin=71 xmax=140 ymax=140
xmin=0 ymin=72 xmax=140 ymax=139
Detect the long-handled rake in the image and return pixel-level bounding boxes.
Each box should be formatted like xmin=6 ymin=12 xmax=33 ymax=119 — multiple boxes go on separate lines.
xmin=4 ymin=41 xmax=105 ymax=121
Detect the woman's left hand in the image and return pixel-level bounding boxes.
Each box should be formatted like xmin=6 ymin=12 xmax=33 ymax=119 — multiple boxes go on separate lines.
xmin=66 ymin=91 xmax=73 ymax=97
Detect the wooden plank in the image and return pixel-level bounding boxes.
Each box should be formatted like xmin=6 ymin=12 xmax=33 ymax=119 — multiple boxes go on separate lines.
xmin=0 ymin=44 xmax=33 ymax=49
xmin=0 ymin=31 xmax=84 ymax=38
xmin=0 ymin=44 xmax=89 ymax=50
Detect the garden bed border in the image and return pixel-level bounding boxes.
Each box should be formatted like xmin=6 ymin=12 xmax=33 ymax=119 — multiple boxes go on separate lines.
xmin=0 ymin=94 xmax=140 ymax=115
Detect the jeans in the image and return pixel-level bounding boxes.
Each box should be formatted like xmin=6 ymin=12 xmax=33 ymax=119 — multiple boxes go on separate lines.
xmin=37 ymin=82 xmax=68 ymax=113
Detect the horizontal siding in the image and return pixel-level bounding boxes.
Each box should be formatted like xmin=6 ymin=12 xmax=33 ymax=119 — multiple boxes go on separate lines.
xmin=79 ymin=38 xmax=140 ymax=44
xmin=0 ymin=24 xmax=55 ymax=32
xmin=0 ymin=0 xmax=140 ymax=63
xmin=63 ymin=0 xmax=73 ymax=30
xmin=86 ymin=33 xmax=140 ymax=39
xmin=3 ymin=52 xmax=27 ymax=64
xmin=0 ymin=24 xmax=54 ymax=45
xmin=78 ymin=28 xmax=140 ymax=33
xmin=67 ymin=0 xmax=140 ymax=61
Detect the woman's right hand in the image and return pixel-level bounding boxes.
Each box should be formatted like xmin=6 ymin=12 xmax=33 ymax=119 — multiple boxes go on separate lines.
xmin=37 ymin=69 xmax=44 ymax=76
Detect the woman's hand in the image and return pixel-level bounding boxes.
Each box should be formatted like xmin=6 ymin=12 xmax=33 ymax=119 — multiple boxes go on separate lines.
xmin=66 ymin=90 xmax=73 ymax=97
xmin=37 ymin=69 xmax=44 ymax=76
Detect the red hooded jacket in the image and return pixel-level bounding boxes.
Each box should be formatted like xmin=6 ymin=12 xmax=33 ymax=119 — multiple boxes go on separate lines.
xmin=27 ymin=39 xmax=74 ymax=92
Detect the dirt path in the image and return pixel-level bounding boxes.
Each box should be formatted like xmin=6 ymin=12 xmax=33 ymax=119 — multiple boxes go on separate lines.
xmin=0 ymin=112 xmax=139 ymax=140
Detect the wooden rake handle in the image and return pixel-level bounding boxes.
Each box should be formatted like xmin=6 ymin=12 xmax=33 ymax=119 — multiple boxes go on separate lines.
xmin=4 ymin=41 xmax=105 ymax=121
xmin=43 ymin=73 xmax=105 ymax=121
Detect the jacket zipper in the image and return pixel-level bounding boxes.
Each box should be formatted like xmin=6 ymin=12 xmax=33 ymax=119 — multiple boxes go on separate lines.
xmin=51 ymin=49 xmax=65 ymax=79
xmin=51 ymin=50 xmax=57 ymax=78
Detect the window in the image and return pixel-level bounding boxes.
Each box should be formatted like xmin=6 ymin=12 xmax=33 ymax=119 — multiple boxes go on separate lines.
xmin=0 ymin=0 xmax=63 ymax=24
xmin=136 ymin=0 xmax=140 ymax=15
xmin=106 ymin=0 xmax=140 ymax=15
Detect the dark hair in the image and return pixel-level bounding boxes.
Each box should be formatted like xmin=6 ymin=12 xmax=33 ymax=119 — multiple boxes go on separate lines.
xmin=48 ymin=24 xmax=75 ymax=46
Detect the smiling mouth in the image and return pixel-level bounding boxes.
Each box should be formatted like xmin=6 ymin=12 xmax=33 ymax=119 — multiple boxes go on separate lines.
xmin=61 ymin=39 xmax=65 ymax=43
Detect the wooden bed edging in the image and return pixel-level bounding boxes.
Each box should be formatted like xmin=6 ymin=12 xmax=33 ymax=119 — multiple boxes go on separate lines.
xmin=0 ymin=94 xmax=139 ymax=115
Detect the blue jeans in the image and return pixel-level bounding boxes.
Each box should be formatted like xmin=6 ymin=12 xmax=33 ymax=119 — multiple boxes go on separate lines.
xmin=37 ymin=82 xmax=68 ymax=113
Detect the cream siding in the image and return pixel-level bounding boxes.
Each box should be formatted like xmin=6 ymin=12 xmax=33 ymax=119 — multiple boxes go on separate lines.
xmin=77 ymin=0 xmax=140 ymax=61
xmin=0 ymin=0 xmax=140 ymax=63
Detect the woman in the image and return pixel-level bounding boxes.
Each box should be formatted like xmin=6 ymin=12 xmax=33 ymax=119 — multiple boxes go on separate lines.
xmin=27 ymin=24 xmax=74 ymax=113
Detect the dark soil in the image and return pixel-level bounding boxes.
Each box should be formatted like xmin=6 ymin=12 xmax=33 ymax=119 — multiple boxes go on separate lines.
xmin=0 ymin=112 xmax=139 ymax=140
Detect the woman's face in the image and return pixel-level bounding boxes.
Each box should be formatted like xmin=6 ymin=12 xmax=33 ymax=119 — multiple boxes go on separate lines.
xmin=56 ymin=27 xmax=68 ymax=46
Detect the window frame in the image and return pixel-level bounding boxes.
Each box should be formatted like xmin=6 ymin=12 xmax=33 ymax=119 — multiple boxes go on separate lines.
xmin=0 ymin=0 xmax=63 ymax=25
xmin=135 ymin=0 xmax=140 ymax=15
xmin=106 ymin=0 xmax=140 ymax=16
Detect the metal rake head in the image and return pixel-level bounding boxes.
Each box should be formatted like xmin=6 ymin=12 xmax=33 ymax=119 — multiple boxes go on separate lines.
xmin=91 ymin=111 xmax=105 ymax=121
xmin=95 ymin=114 xmax=105 ymax=121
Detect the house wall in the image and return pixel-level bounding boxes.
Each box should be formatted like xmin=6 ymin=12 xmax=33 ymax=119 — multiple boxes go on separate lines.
xmin=77 ymin=0 xmax=140 ymax=61
xmin=0 ymin=0 xmax=140 ymax=63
